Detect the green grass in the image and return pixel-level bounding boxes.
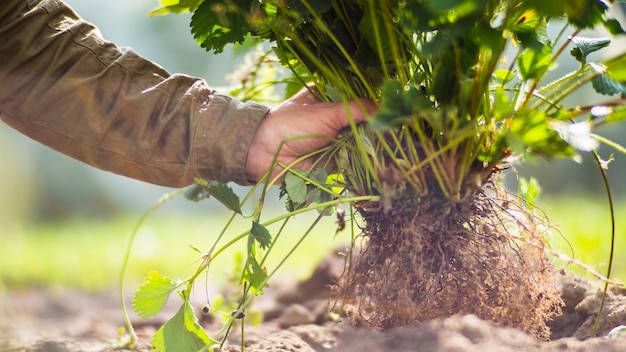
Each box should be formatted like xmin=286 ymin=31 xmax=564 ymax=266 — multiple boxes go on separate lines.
xmin=0 ymin=208 xmax=349 ymax=292
xmin=0 ymin=196 xmax=624 ymax=292
xmin=539 ymin=196 xmax=626 ymax=284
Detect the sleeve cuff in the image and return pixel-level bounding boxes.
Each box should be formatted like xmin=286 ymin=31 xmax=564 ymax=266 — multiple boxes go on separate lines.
xmin=191 ymin=90 xmax=269 ymax=186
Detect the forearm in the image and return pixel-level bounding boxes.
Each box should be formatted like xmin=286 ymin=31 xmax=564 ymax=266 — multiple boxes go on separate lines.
xmin=0 ymin=0 xmax=269 ymax=187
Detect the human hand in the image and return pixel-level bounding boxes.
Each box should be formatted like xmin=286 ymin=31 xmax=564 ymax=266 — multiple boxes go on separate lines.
xmin=245 ymin=89 xmax=377 ymax=184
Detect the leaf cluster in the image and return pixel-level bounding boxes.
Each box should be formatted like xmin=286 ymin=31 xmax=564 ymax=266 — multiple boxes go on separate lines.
xmin=155 ymin=0 xmax=626 ymax=200
xmin=139 ymin=1 xmax=626 ymax=349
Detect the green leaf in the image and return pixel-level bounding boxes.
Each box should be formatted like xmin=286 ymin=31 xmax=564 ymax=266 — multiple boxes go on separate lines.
xmin=308 ymin=168 xmax=328 ymax=185
xmin=527 ymin=0 xmax=565 ymax=18
xmin=399 ymin=2 xmax=438 ymax=31
xmin=150 ymin=301 xmax=215 ymax=352
xmin=149 ymin=5 xmax=193 ymax=16
xmin=473 ymin=21 xmax=506 ymax=54
xmin=606 ymin=106 xmax=626 ymax=124
xmin=359 ymin=6 xmax=396 ymax=64
xmin=506 ymin=110 xmax=575 ymax=158
xmin=149 ymin=0 xmax=203 ymax=16
xmin=183 ymin=184 xmax=209 ymax=202
xmin=517 ymin=46 xmax=553 ymax=80
xmin=492 ymin=87 xmax=514 ymax=120
xmin=305 ymin=188 xmax=322 ymax=204
xmin=604 ymin=54 xmax=626 ymax=82
xmin=592 ymin=74 xmax=626 ymax=96
xmin=133 ymin=271 xmax=178 ymax=319
xmin=284 ymin=171 xmax=307 ymax=204
xmin=519 ymin=177 xmax=541 ymax=207
xmin=205 ymin=183 xmax=241 ymax=214
xmin=284 ymin=78 xmax=306 ymax=99
xmin=425 ymin=0 xmax=487 ymax=18
xmin=359 ymin=134 xmax=377 ymax=157
xmin=190 ymin=0 xmax=253 ymax=54
xmin=242 ymin=256 xmax=269 ymax=295
xmin=371 ymin=81 xmax=431 ymax=129
xmin=193 ymin=178 xmax=242 ymax=214
xmin=286 ymin=0 xmax=332 ymax=15
xmin=250 ymin=221 xmax=272 ymax=250
xmin=603 ymin=18 xmax=626 ymax=35
xmin=570 ymin=37 xmax=611 ymax=64
xmin=564 ymin=0 xmax=609 ymax=29
xmin=512 ymin=9 xmax=548 ymax=50
xmin=492 ymin=69 xmax=515 ymax=84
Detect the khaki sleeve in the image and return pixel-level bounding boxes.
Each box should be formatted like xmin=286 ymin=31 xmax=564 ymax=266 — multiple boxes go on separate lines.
xmin=0 ymin=0 xmax=269 ymax=187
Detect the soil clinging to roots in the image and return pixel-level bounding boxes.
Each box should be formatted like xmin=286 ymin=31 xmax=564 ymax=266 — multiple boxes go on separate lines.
xmin=334 ymin=186 xmax=563 ymax=339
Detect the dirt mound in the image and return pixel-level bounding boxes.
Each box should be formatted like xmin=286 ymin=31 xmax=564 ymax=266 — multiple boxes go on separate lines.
xmin=2 ymin=256 xmax=626 ymax=352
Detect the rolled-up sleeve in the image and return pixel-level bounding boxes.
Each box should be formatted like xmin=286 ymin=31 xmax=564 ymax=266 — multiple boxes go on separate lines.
xmin=0 ymin=0 xmax=269 ymax=187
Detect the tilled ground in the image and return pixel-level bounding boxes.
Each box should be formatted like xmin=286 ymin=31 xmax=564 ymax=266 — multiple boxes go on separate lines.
xmin=2 ymin=255 xmax=626 ymax=352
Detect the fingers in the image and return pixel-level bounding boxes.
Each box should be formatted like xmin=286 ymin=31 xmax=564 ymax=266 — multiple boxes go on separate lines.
xmin=343 ymin=97 xmax=378 ymax=124
xmin=246 ymin=89 xmax=378 ymax=184
xmin=292 ymin=87 xmax=379 ymax=125
xmin=320 ymin=97 xmax=377 ymax=132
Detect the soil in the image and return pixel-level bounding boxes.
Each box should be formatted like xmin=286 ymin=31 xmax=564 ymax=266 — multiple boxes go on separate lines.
xmin=2 ymin=253 xmax=626 ymax=352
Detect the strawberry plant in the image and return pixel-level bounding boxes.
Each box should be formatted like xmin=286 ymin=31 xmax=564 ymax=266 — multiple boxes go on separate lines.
xmin=128 ymin=0 xmax=626 ymax=350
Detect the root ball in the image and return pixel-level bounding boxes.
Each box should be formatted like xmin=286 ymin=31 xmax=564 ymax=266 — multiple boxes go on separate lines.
xmin=334 ymin=190 xmax=562 ymax=338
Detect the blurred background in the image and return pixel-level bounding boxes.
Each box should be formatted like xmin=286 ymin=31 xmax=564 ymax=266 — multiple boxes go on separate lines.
xmin=1 ymin=0 xmax=626 ymax=292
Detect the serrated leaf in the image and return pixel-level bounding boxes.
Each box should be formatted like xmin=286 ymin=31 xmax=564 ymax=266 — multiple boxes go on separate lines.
xmin=193 ymin=178 xmax=241 ymax=214
xmin=284 ymin=171 xmax=307 ymax=204
xmin=242 ymin=256 xmax=269 ymax=295
xmin=150 ymin=301 xmax=215 ymax=352
xmin=190 ymin=0 xmax=253 ymax=54
xmin=570 ymin=37 xmax=610 ymax=63
xmin=592 ymin=74 xmax=626 ymax=96
xmin=250 ymin=221 xmax=272 ymax=249
xmin=133 ymin=271 xmax=178 ymax=319
xmin=206 ymin=183 xmax=242 ymax=214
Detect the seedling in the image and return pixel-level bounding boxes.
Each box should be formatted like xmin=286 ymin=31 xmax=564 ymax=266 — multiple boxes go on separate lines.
xmin=124 ymin=1 xmax=626 ymax=350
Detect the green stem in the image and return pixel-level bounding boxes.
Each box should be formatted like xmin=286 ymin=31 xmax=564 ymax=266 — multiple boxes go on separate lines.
xmin=591 ymin=150 xmax=616 ymax=336
xmin=118 ymin=189 xmax=183 ymax=348
xmin=219 ymin=209 xmax=328 ymax=348
xmin=208 ymin=195 xmax=379 ymax=262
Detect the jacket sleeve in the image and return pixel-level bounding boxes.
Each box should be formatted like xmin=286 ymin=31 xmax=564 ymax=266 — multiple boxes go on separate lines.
xmin=0 ymin=0 xmax=270 ymax=187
